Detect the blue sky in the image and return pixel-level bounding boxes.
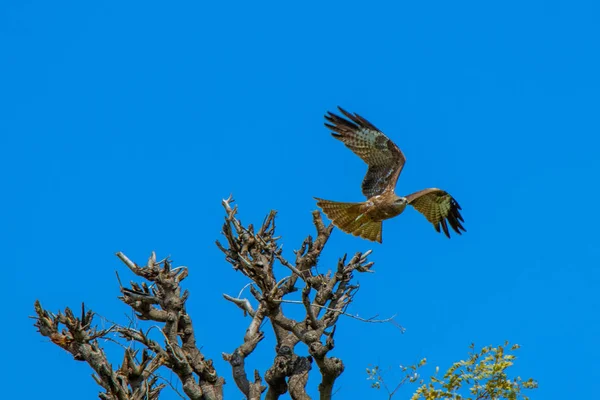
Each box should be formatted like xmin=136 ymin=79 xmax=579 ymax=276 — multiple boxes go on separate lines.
xmin=2 ymin=1 xmax=599 ymax=398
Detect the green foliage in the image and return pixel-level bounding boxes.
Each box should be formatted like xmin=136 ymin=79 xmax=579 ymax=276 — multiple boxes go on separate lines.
xmin=367 ymin=358 xmax=426 ymax=398
xmin=369 ymin=342 xmax=538 ymax=400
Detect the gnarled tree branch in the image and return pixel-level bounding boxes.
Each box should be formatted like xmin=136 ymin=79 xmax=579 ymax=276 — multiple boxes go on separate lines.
xmin=34 ymin=197 xmax=400 ymax=399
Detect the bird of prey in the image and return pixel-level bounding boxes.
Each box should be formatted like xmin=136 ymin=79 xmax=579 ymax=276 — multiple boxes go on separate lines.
xmin=315 ymin=107 xmax=465 ymax=243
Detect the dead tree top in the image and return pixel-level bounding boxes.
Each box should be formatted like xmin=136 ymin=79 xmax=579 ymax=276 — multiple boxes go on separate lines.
xmin=33 ymin=197 xmax=398 ymax=400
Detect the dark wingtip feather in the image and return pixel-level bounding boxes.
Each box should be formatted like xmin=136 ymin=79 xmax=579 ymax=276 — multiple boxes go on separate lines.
xmin=454 ymin=206 xmax=465 ymax=222
xmin=337 ymin=105 xmax=350 ymax=115
xmin=324 ymin=123 xmax=343 ymax=138
xmin=324 ymin=110 xmax=359 ymax=132
xmin=440 ymin=219 xmax=450 ymax=238
xmin=456 ymin=210 xmax=465 ymax=224
xmin=447 ymin=211 xmax=465 ymax=234
xmin=451 ymin=199 xmax=465 ymax=223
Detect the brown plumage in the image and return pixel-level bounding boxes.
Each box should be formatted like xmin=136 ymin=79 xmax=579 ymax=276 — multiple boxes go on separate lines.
xmin=316 ymin=107 xmax=465 ymax=243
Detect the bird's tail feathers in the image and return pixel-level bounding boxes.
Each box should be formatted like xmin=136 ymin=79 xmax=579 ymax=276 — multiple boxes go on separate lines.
xmin=314 ymin=198 xmax=382 ymax=243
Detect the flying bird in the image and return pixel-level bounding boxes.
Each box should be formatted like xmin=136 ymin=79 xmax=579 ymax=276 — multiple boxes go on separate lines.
xmin=315 ymin=107 xmax=465 ymax=243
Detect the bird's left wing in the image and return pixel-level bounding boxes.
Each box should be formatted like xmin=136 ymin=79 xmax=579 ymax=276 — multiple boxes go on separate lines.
xmin=405 ymin=188 xmax=465 ymax=238
xmin=325 ymin=107 xmax=406 ymax=198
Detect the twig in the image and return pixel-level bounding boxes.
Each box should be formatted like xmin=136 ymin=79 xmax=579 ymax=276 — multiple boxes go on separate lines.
xmin=275 ymin=253 xmax=304 ymax=278
xmin=116 ymin=251 xmax=137 ymax=271
xmin=237 ymin=282 xmax=254 ymax=299
xmin=223 ymin=294 xmax=256 ymax=317
xmin=277 ymin=299 xmax=402 ymax=328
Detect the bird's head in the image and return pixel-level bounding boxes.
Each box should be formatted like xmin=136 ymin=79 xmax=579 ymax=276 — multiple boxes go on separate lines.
xmin=393 ymin=196 xmax=408 ymax=209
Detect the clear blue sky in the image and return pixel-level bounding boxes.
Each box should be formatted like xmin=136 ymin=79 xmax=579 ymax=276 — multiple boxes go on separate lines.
xmin=2 ymin=1 xmax=599 ymax=398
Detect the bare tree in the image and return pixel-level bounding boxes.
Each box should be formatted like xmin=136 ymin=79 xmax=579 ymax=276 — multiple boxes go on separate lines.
xmin=33 ymin=197 xmax=395 ymax=400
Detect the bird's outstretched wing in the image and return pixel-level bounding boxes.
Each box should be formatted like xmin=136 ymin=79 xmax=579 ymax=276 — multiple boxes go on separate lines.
xmin=324 ymin=107 xmax=406 ymax=199
xmin=405 ymin=188 xmax=465 ymax=238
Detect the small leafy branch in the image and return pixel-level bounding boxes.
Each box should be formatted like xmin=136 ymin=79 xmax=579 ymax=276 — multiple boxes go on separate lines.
xmin=369 ymin=342 xmax=538 ymax=400
xmin=412 ymin=342 xmax=538 ymax=400
xmin=367 ymin=358 xmax=426 ymax=399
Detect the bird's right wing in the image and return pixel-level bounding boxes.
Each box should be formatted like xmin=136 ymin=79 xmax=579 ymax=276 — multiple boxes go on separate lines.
xmin=325 ymin=107 xmax=406 ymax=199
